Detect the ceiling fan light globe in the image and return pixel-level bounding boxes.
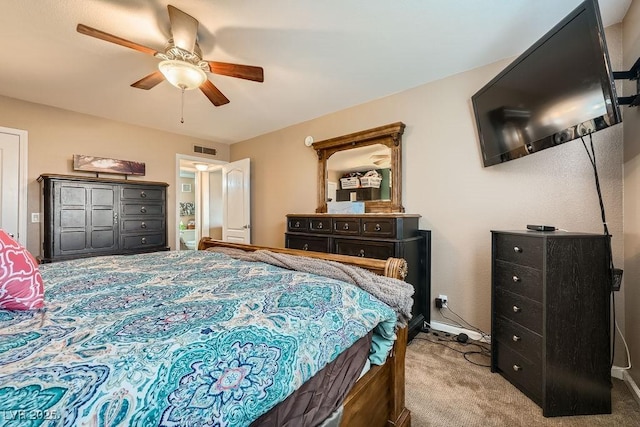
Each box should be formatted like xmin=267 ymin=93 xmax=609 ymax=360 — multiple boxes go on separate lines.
xmin=158 ymin=60 xmax=206 ymax=90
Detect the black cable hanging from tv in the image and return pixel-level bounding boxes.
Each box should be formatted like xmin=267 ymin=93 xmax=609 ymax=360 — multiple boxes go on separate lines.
xmin=579 ymin=131 xmax=622 ymax=369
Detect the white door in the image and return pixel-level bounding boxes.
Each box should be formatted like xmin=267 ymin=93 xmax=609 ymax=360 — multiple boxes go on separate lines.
xmin=0 ymin=128 xmax=27 ymax=244
xmin=222 ymin=158 xmax=251 ymax=243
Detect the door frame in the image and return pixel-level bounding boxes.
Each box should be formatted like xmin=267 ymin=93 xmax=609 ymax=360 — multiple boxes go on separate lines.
xmin=175 ymin=154 xmax=226 ymax=250
xmin=0 ymin=126 xmax=28 ymax=244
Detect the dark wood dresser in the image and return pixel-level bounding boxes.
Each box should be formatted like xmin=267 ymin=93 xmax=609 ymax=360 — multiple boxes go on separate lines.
xmin=285 ymin=213 xmax=430 ymax=339
xmin=38 ymin=174 xmax=169 ymax=262
xmin=491 ymin=230 xmax=611 ymax=417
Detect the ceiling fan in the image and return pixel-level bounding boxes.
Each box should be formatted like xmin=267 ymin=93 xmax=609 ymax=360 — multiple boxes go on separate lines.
xmin=76 ymin=4 xmax=264 ymax=107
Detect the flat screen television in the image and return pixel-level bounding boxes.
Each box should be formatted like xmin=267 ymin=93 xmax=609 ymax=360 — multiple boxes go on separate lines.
xmin=471 ymin=0 xmax=622 ymax=167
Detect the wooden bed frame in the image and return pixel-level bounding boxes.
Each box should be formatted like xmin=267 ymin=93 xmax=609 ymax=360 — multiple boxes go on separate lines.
xmin=198 ymin=238 xmax=411 ymax=427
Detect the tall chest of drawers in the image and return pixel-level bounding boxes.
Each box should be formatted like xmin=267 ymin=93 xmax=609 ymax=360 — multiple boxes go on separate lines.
xmin=38 ymin=174 xmax=169 ymax=262
xmin=491 ymin=230 xmax=611 ymax=417
xmin=285 ymin=213 xmax=430 ymax=339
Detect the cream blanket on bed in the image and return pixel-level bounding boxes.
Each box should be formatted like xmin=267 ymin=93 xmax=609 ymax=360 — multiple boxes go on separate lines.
xmin=205 ymin=247 xmax=414 ymax=328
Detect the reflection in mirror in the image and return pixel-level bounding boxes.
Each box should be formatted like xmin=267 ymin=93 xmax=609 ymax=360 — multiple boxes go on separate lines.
xmin=327 ymin=144 xmax=392 ymax=202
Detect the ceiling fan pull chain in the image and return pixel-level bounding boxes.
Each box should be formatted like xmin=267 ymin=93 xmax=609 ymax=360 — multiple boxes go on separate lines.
xmin=180 ymin=87 xmax=185 ymax=124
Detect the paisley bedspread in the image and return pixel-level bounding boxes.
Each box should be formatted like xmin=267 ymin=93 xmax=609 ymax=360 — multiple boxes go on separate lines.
xmin=0 ymin=250 xmax=396 ymax=426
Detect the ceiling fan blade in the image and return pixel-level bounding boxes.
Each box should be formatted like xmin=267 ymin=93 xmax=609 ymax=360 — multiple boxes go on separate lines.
xmin=168 ymin=5 xmax=199 ymax=53
xmin=76 ymin=24 xmax=158 ymax=56
xmin=207 ymin=61 xmax=264 ymax=82
xmin=131 ymin=70 xmax=165 ymax=90
xmin=200 ymin=80 xmax=230 ymax=106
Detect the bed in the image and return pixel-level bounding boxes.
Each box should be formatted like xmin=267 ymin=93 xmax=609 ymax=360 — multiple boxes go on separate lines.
xmin=0 ymin=238 xmax=411 ymax=427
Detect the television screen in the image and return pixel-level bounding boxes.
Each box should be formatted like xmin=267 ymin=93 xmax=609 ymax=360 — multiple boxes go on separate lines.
xmin=471 ymin=0 xmax=621 ymax=167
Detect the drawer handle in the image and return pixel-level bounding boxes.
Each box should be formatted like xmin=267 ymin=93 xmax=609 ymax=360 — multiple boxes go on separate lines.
xmin=358 ymin=249 xmax=365 ymax=257
xmin=513 ymin=305 xmax=521 ymax=313
xmin=374 ymin=223 xmax=381 ymax=231
xmin=317 ymin=222 xmax=323 ymax=229
xmin=343 ymin=224 xmax=349 ymax=230
xmin=113 ymin=212 xmax=118 ymax=225
xmin=140 ymin=207 xmax=147 ymax=213
xmin=512 ymin=364 xmax=522 ymax=372
xmin=512 ymin=335 xmax=521 ymax=342
xmin=512 ymin=275 xmax=520 ymax=283
xmin=141 ymin=222 xmax=147 ymax=229
xmin=302 ymin=243 xmax=309 ymax=251
xmin=513 ymin=246 xmax=522 ymax=253
xmin=140 ymin=191 xmax=147 ymax=198
xmin=141 ymin=237 xmax=147 ymax=244
xmin=295 ymin=221 xmax=300 ymax=228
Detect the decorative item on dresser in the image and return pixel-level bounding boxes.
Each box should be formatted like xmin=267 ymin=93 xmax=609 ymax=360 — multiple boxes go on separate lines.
xmin=286 ymin=213 xmax=431 ymax=340
xmin=38 ymin=174 xmax=169 ymax=262
xmin=491 ymin=230 xmax=611 ymax=417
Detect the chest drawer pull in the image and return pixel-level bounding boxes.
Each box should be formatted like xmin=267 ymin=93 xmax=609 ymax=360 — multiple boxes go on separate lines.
xmin=374 ymin=223 xmax=381 ymax=231
xmin=512 ymin=275 xmax=520 ymax=282
xmin=513 ymin=246 xmax=522 ymax=253
xmin=295 ymin=221 xmax=300 ymax=228
xmin=358 ymin=249 xmax=365 ymax=257
xmin=512 ymin=335 xmax=521 ymax=342
xmin=140 ymin=191 xmax=147 ymax=198
xmin=141 ymin=237 xmax=147 ymax=244
xmin=512 ymin=364 xmax=522 ymax=372
xmin=302 ymin=243 xmax=309 ymax=251
xmin=140 ymin=207 xmax=147 ymax=213
xmin=513 ymin=305 xmax=521 ymax=313
xmin=317 ymin=222 xmax=323 ymax=229
xmin=343 ymin=224 xmax=349 ymax=230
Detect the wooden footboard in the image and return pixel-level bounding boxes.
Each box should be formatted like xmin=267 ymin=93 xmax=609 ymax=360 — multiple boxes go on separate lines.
xmin=198 ymin=238 xmax=411 ymax=427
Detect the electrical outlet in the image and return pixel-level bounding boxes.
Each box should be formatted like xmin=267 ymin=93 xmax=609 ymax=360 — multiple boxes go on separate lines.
xmin=438 ymin=294 xmax=448 ymax=307
xmin=31 ymin=213 xmax=40 ymax=223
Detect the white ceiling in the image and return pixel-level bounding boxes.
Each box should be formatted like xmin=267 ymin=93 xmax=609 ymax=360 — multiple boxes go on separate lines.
xmin=0 ymin=0 xmax=631 ymax=144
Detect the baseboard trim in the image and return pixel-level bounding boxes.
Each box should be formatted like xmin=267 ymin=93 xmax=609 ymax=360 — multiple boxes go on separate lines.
xmin=611 ymin=366 xmax=626 ymax=380
xmin=429 ymin=321 xmax=490 ymax=343
xmin=620 ymin=370 xmax=640 ymax=407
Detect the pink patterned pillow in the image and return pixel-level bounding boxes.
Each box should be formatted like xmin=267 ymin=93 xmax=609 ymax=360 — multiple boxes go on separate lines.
xmin=0 ymin=229 xmax=44 ymax=310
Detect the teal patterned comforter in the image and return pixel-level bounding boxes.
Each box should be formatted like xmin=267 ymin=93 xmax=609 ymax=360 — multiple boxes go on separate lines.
xmin=0 ymin=250 xmax=396 ymax=426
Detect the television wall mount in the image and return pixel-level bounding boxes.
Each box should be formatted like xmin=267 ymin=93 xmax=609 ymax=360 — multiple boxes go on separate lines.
xmin=614 ymin=56 xmax=640 ymax=106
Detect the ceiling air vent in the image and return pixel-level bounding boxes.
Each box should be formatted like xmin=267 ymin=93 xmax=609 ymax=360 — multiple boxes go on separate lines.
xmin=193 ymin=145 xmax=217 ymax=156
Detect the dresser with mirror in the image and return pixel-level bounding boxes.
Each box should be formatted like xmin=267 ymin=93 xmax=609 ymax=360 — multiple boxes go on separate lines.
xmin=285 ymin=123 xmax=431 ymax=339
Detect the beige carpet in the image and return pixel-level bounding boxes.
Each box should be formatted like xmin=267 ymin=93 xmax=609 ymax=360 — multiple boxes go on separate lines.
xmin=405 ymin=332 xmax=640 ymax=427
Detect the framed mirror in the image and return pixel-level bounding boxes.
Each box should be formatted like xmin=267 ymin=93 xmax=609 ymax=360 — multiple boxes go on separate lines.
xmin=312 ymin=122 xmax=405 ymax=213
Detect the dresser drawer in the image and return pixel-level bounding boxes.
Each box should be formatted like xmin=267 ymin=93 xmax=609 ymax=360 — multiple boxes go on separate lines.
xmin=121 ymin=219 xmax=164 ymax=232
xmin=495 ymin=316 xmax=542 ymax=364
xmin=287 ymin=217 xmax=309 ymax=232
xmin=494 ymin=234 xmax=543 ymax=268
xmin=121 ymin=187 xmax=165 ymax=201
xmin=496 ymin=343 xmax=542 ymax=403
xmin=495 ymin=288 xmax=542 ymax=334
xmin=310 ymin=217 xmax=332 ymax=233
xmin=121 ymin=233 xmax=165 ymax=250
xmin=334 ymin=239 xmax=395 ymax=260
xmin=494 ymin=260 xmax=542 ymax=302
xmin=362 ymin=218 xmax=396 ymax=238
xmin=285 ymin=234 xmax=330 ymax=253
xmin=333 ymin=218 xmax=360 ymax=235
xmin=122 ymin=203 xmax=165 ymax=216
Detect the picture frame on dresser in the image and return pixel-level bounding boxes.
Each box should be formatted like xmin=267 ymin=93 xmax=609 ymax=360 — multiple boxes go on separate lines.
xmin=37 ymin=174 xmax=169 ymax=263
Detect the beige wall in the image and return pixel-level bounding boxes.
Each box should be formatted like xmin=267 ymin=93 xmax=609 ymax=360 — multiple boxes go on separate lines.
xmin=0 ymin=95 xmax=229 ymax=255
xmin=231 ymin=26 xmax=625 ymax=348
xmin=623 ymin=2 xmax=640 ymax=386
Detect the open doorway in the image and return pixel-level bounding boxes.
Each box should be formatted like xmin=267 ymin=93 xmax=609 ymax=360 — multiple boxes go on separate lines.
xmin=175 ymin=155 xmax=226 ymax=251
